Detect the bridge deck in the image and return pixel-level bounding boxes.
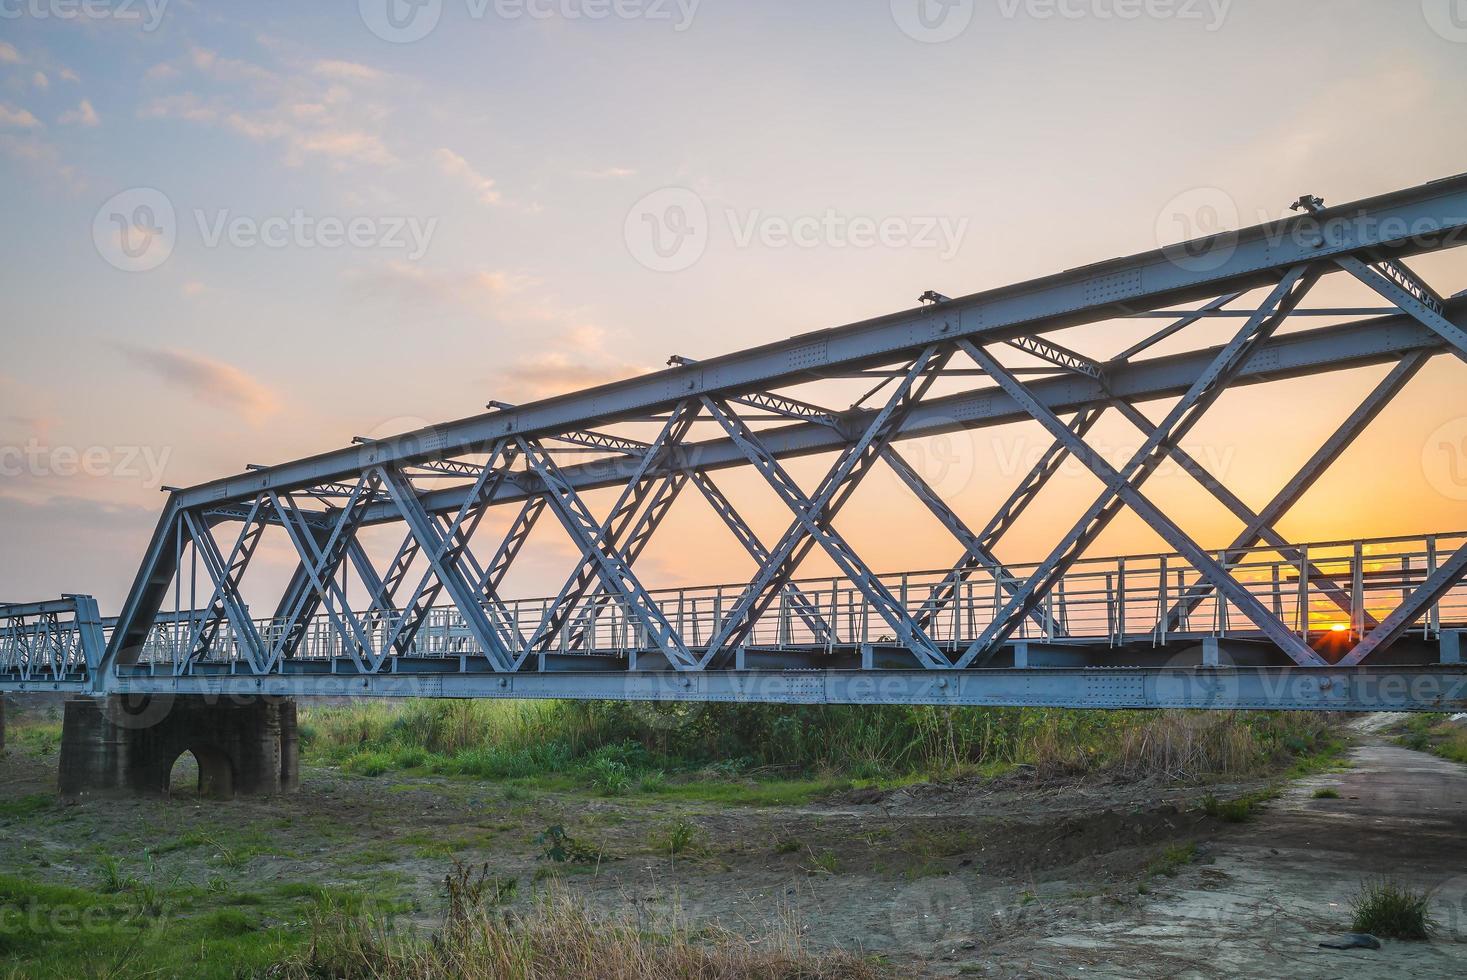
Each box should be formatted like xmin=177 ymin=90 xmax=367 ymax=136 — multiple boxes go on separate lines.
xmin=5 ymin=530 xmax=1467 ymax=710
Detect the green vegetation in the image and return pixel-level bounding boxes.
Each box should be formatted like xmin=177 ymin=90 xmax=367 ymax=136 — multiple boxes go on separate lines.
xmin=1312 ymin=787 xmax=1341 ymax=799
xmin=1396 ymin=714 xmax=1467 ymax=764
xmin=0 ymin=794 xmax=52 ymax=819
xmin=1146 ymin=842 xmax=1199 ymax=878
xmin=276 ymin=882 xmax=883 ymax=980
xmin=534 ymin=825 xmax=603 ymax=865
xmin=1201 ymin=787 xmax=1280 ymax=823
xmin=298 ymin=700 xmax=1343 ymax=798
xmin=651 ymin=818 xmax=703 ymax=857
xmin=0 ymin=872 xmax=302 ymax=978
xmin=1350 ymin=878 xmax=1435 ymax=940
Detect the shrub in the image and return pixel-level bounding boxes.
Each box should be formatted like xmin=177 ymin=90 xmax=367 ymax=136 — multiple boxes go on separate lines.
xmin=1351 ymin=878 xmax=1434 ymax=939
xmin=652 ymin=818 xmax=701 ymax=857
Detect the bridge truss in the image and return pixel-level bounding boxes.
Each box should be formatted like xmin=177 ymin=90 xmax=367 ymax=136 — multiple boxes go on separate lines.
xmin=6 ymin=177 xmax=1467 ymax=710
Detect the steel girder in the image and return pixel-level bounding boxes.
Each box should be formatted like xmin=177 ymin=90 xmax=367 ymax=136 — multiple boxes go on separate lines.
xmin=160 ymin=174 xmax=1467 ymax=511
xmin=0 ymin=596 xmax=105 ymax=682
xmin=70 ymin=176 xmax=1467 ymax=691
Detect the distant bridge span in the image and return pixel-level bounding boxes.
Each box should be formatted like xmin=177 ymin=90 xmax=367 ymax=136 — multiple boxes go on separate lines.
xmin=6 ymin=176 xmax=1467 ymax=716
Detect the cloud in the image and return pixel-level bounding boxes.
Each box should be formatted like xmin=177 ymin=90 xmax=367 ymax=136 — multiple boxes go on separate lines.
xmin=145 ymin=62 xmax=180 ymax=81
xmin=313 ymin=59 xmax=384 ymax=82
xmin=139 ymin=93 xmax=219 ymax=124
xmin=188 ymin=46 xmax=276 ymax=86
xmin=289 ymin=128 xmax=395 ymax=167
xmin=346 ymin=261 xmax=651 ymax=399
xmin=140 ymin=47 xmax=401 ymax=173
xmin=181 ymin=281 xmax=207 ymax=296
xmin=580 ymin=166 xmax=637 ymax=179
xmin=59 ymin=99 xmax=99 ymax=127
xmin=434 ymin=148 xmax=501 ymax=205
xmin=493 ymin=324 xmax=651 ymax=400
xmin=116 ymin=345 xmax=280 ymax=426
xmin=59 ymin=68 xmax=79 ymax=83
xmin=32 ymin=72 xmax=48 ymax=90
xmin=0 ymin=133 xmax=84 ymax=192
xmin=347 ymin=260 xmax=530 ymax=310
xmin=0 ymin=104 xmax=41 ymax=128
xmin=0 ymin=42 xmax=21 ymax=65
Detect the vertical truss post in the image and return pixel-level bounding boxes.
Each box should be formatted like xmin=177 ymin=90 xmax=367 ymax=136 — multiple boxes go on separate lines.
xmin=179 ymin=506 xmax=271 ymax=673
xmin=1339 ymin=541 xmax=1467 ymax=665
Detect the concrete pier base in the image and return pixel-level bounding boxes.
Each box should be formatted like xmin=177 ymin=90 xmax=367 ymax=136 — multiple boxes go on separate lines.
xmin=59 ymin=695 xmax=298 ymax=800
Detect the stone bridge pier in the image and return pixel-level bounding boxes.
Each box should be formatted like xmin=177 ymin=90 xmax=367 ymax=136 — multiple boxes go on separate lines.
xmin=59 ymin=695 xmax=299 ymax=800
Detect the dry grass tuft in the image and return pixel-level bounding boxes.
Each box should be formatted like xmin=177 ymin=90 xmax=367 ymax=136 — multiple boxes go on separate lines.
xmin=274 ymin=888 xmax=885 ymax=980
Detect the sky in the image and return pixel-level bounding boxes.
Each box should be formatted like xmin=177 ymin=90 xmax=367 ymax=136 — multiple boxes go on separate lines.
xmin=1 ymin=0 xmax=1466 ymax=613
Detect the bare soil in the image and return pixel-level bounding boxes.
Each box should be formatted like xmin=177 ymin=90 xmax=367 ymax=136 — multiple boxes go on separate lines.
xmin=2 ymin=712 xmax=1465 ymax=978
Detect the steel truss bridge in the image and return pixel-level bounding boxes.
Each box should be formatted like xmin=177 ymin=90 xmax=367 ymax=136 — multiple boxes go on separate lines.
xmin=6 ymin=178 xmax=1467 ymax=711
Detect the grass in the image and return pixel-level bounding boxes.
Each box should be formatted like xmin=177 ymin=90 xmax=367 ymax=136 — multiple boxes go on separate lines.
xmin=297 ymin=699 xmax=1345 ymax=795
xmin=651 ymin=818 xmax=702 ymax=857
xmin=0 ymin=794 xmax=53 ymax=819
xmin=1351 ymin=878 xmax=1435 ymax=939
xmin=0 ymin=872 xmax=303 ymax=978
xmin=1201 ymin=786 xmax=1280 ymax=823
xmin=1146 ymin=842 xmax=1199 ymax=878
xmin=1396 ymin=714 xmax=1467 ymax=765
xmin=275 ymin=887 xmax=885 ymax=980
xmin=1312 ymin=787 xmax=1341 ymax=799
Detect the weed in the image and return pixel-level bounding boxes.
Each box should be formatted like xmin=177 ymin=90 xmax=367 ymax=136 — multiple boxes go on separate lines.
xmin=774 ymin=838 xmax=803 ymax=855
xmin=274 ymin=887 xmax=883 ymax=979
xmin=652 ymin=818 xmax=702 ymax=857
xmin=203 ymin=837 xmax=250 ymax=870
xmin=299 ymin=699 xmax=1339 ymax=787
xmin=1202 ymin=787 xmax=1277 ymax=823
xmin=444 ymin=861 xmax=517 ymax=926
xmin=637 ymin=769 xmax=668 ymax=793
xmin=95 ymin=855 xmax=132 ymax=894
xmin=587 ymin=757 xmax=632 ymax=796
xmin=803 ymin=849 xmax=838 ymax=875
xmin=534 ymin=826 xmax=602 ymax=865
xmin=1351 ymin=878 xmax=1434 ymax=939
xmin=1312 ymin=787 xmax=1341 ymax=799
xmin=202 ymin=908 xmax=257 ymax=938
xmin=1146 ymin=842 xmax=1197 ymax=878
xmin=0 ymin=794 xmax=52 ymax=819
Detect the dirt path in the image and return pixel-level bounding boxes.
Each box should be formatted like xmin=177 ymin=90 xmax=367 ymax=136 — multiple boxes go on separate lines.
xmin=971 ymin=723 xmax=1467 ymax=978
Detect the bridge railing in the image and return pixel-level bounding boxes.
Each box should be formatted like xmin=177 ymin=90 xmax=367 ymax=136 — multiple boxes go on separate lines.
xmin=0 ymin=596 xmax=107 ymax=683
xmin=111 ymin=529 xmax=1467 ymax=672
